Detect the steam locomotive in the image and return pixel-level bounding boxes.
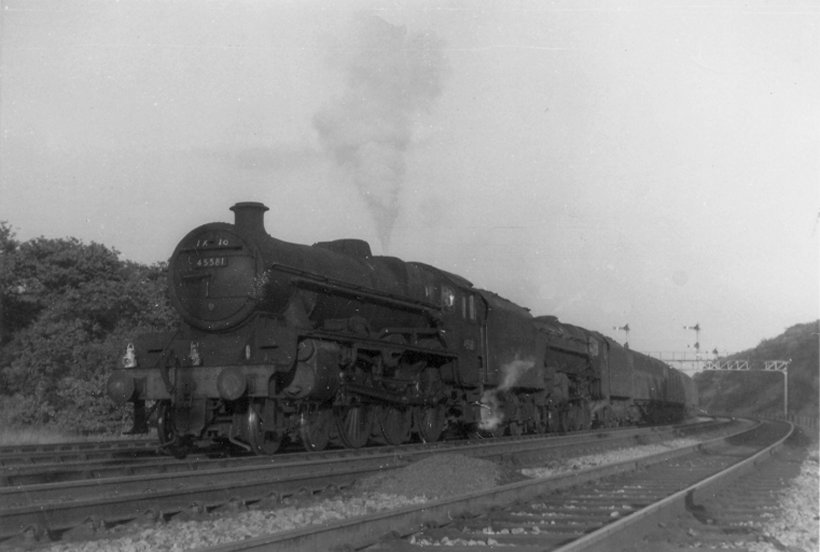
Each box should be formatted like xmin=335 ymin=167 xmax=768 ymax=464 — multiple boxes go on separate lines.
xmin=107 ymin=202 xmax=697 ymax=455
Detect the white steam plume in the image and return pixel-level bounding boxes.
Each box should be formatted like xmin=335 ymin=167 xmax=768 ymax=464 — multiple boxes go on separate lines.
xmin=479 ymin=358 xmax=536 ymax=431
xmin=498 ymin=358 xmax=536 ymax=392
xmin=313 ymin=13 xmax=448 ymax=252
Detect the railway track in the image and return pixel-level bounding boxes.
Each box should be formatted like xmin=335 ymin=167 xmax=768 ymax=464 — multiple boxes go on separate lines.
xmin=187 ymin=419 xmax=792 ymax=552
xmin=0 ymin=419 xmax=725 ymax=487
xmin=0 ymin=420 xmax=733 ymax=547
xmin=0 ymin=439 xmax=157 ymax=468
xmin=608 ymin=424 xmax=815 ymax=552
xmin=0 ymin=419 xmax=742 ymax=549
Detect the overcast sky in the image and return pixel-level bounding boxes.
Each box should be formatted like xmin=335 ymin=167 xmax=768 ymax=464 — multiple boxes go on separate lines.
xmin=1 ymin=0 xmax=818 ymax=356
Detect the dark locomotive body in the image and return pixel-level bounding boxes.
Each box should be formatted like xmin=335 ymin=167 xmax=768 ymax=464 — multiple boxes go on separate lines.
xmin=107 ymin=202 xmax=697 ymax=454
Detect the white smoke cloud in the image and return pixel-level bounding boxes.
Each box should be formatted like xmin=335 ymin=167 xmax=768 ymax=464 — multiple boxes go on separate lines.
xmin=313 ymin=13 xmax=448 ymax=252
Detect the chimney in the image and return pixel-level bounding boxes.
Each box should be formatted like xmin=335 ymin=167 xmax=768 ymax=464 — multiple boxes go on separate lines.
xmin=230 ymin=202 xmax=269 ymax=236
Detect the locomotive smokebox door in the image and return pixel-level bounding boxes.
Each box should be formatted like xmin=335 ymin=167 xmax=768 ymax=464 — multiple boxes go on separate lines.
xmin=169 ymin=226 xmax=265 ymax=331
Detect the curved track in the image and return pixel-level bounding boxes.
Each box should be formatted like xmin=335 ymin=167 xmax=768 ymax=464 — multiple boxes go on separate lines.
xmin=0 ymin=420 xmax=723 ymax=486
xmin=0 ymin=420 xmax=737 ymax=548
xmin=191 ymin=419 xmax=791 ymax=552
xmin=604 ymin=423 xmax=813 ymax=552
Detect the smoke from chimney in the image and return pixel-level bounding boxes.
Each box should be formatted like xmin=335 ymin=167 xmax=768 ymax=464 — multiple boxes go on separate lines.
xmin=313 ymin=13 xmax=448 ymax=252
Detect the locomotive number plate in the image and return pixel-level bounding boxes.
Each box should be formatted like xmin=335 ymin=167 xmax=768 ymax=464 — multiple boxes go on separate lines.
xmin=194 ymin=256 xmax=229 ymax=268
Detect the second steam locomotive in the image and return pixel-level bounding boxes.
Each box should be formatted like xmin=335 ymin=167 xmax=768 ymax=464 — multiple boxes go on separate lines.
xmin=107 ymin=202 xmax=697 ymax=455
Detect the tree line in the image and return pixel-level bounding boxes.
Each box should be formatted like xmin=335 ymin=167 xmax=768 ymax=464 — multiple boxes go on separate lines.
xmin=0 ymin=222 xmax=178 ymax=434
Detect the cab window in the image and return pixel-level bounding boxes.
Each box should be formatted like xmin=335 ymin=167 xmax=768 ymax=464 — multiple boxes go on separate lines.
xmin=441 ymin=286 xmax=455 ymax=309
xmin=461 ymin=294 xmax=477 ymax=320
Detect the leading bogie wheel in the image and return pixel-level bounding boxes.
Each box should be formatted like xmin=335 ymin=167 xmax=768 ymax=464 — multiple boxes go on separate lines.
xmin=414 ymin=404 xmax=445 ymax=443
xmin=377 ymin=406 xmax=412 ymax=445
xmin=246 ymin=404 xmax=282 ymax=455
xmin=300 ymin=407 xmax=333 ymax=452
xmin=335 ymin=405 xmax=372 ymax=449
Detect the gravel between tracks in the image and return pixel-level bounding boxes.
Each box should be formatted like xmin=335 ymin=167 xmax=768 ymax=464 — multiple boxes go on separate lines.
xmin=16 ymin=432 xmax=818 ymax=552
xmin=746 ymin=451 xmax=819 ymax=552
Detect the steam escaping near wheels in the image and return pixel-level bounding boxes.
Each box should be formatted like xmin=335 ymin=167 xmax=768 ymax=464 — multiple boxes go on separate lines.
xmin=499 ymin=358 xmax=536 ymax=390
xmin=479 ymin=358 xmax=536 ymax=432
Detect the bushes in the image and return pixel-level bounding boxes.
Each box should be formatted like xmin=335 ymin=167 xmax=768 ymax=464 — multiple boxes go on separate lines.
xmin=0 ymin=224 xmax=177 ymax=436
xmin=695 ymin=321 xmax=819 ymax=420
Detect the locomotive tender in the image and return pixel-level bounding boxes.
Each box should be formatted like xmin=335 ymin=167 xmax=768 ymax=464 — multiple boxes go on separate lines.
xmin=107 ymin=202 xmax=697 ymax=454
